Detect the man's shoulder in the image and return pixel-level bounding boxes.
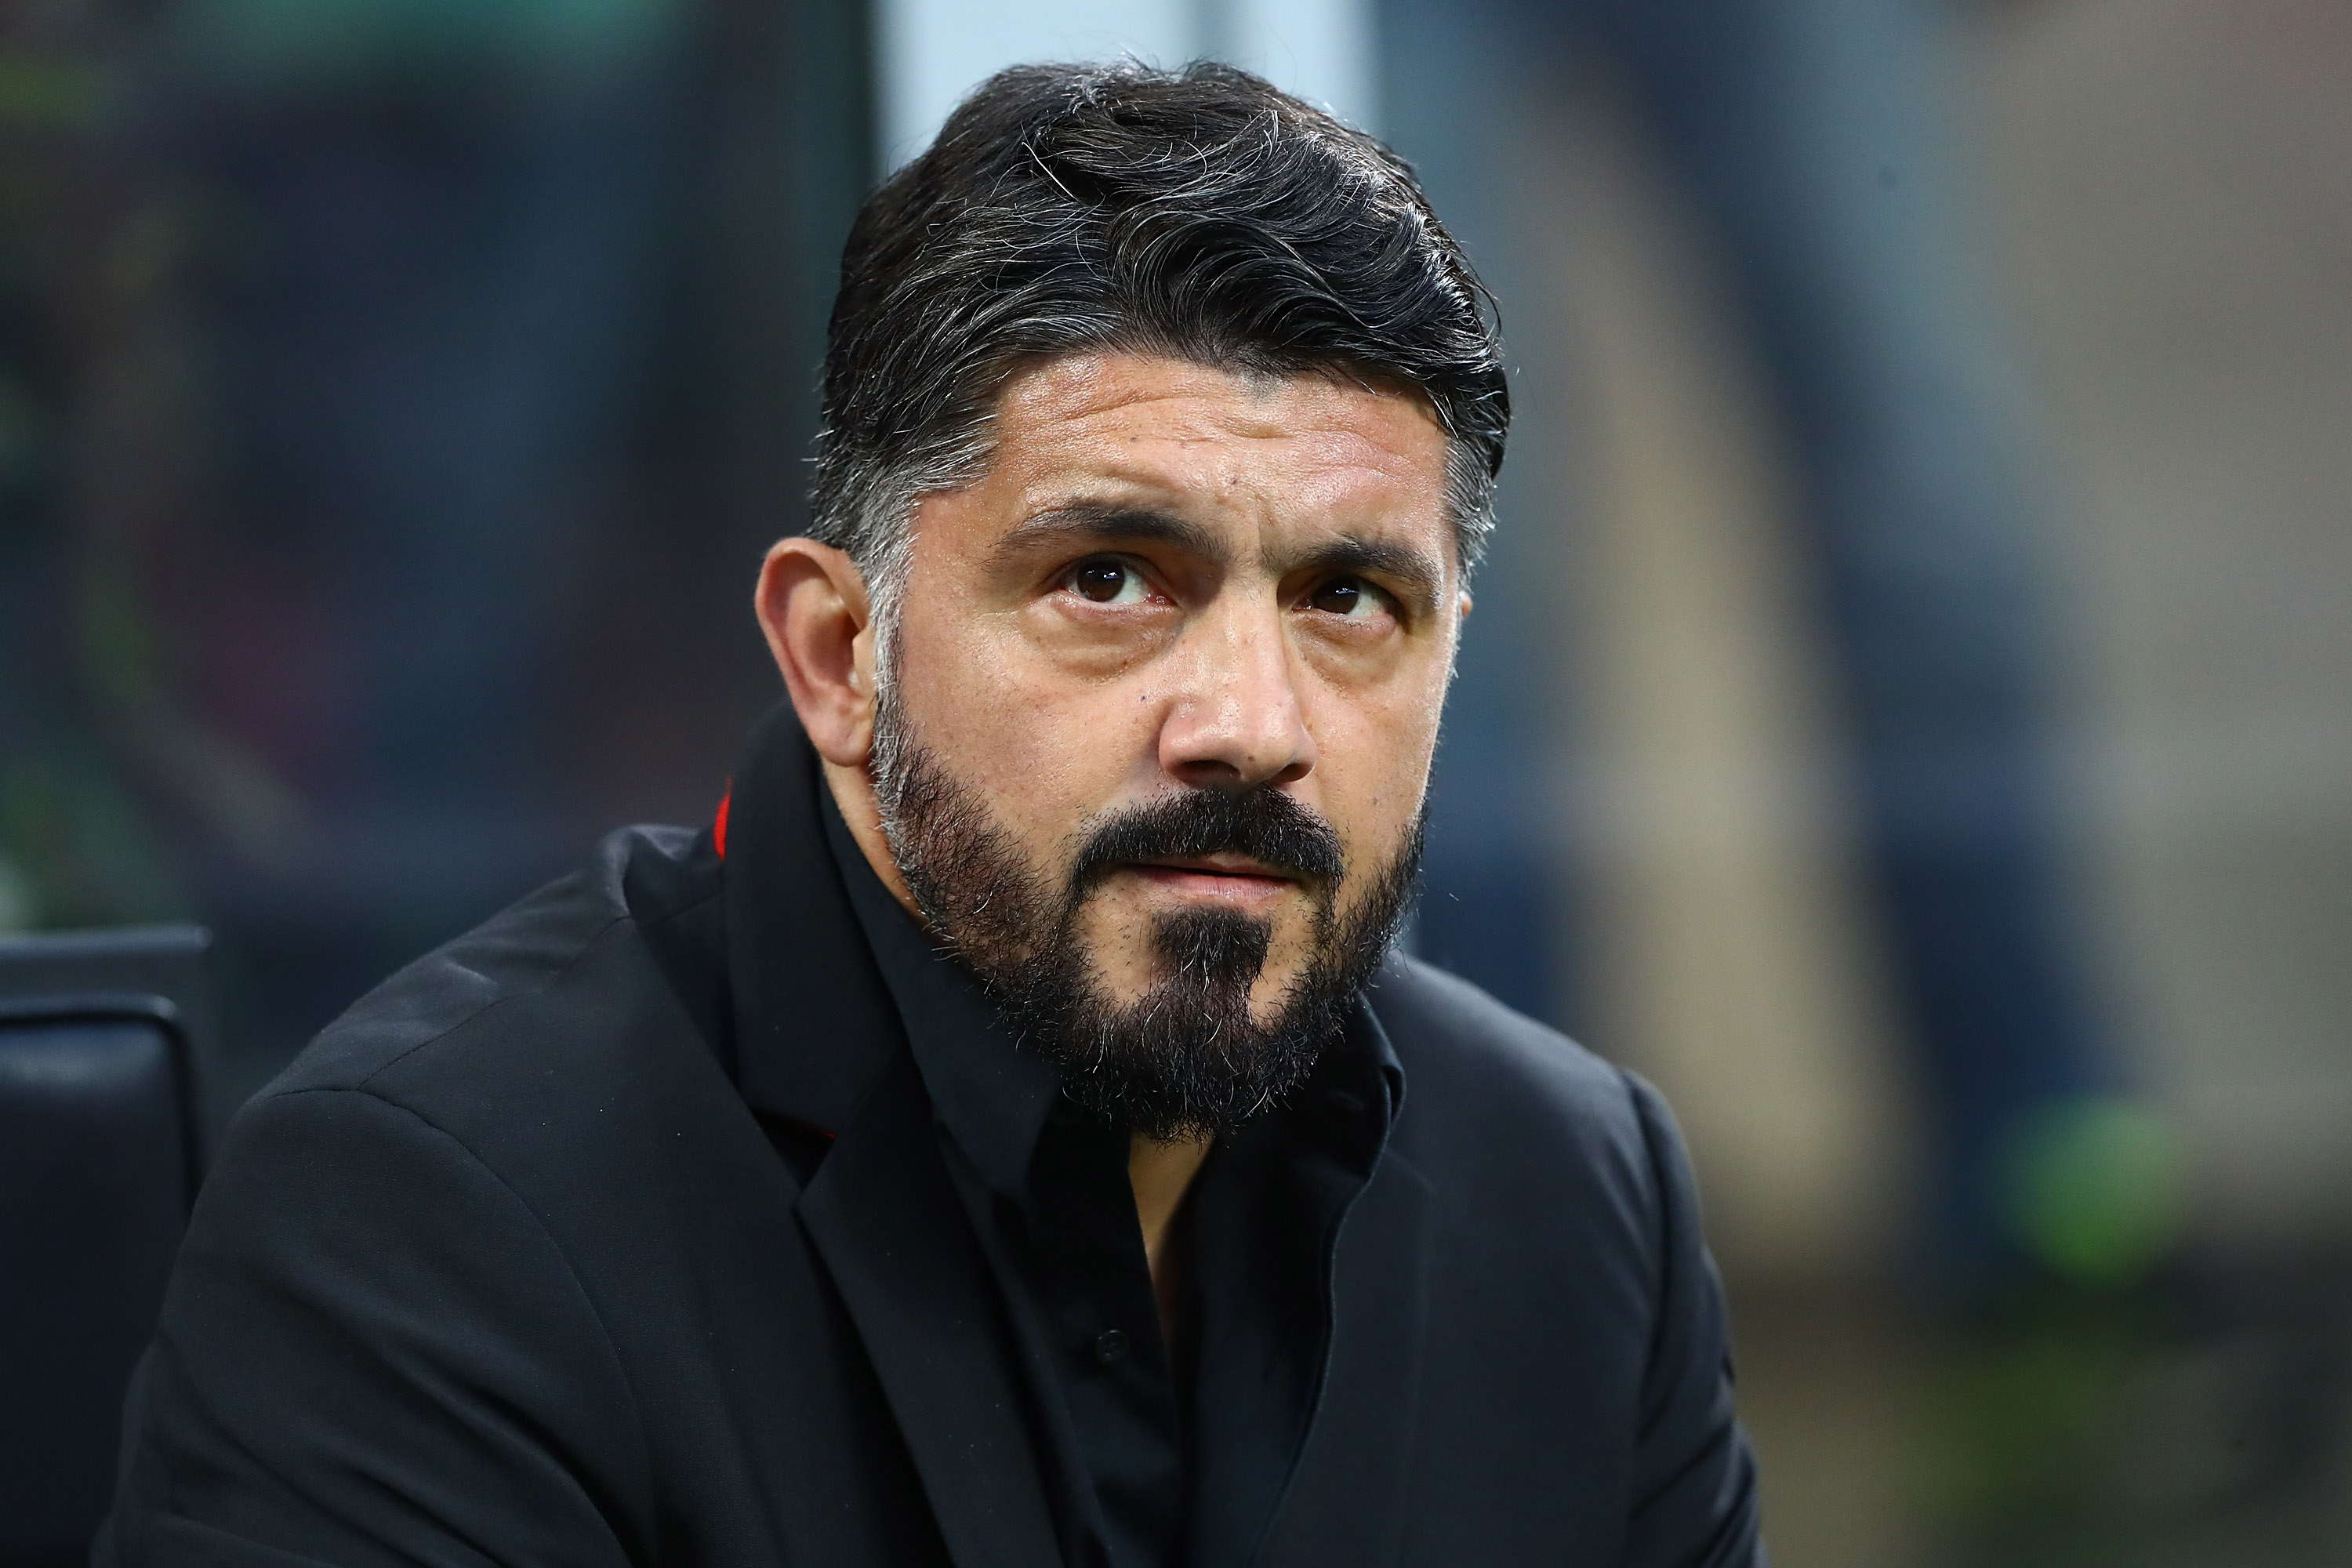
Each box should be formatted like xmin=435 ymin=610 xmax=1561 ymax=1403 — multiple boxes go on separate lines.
xmin=1367 ymin=951 xmax=1666 ymax=1200
xmin=260 ymin=823 xmax=722 ymax=1112
xmin=1369 ymin=951 xmax=1636 ymax=1117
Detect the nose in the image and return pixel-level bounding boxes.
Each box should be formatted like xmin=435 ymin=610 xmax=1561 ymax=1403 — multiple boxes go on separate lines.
xmin=1156 ymin=592 xmax=1317 ymax=791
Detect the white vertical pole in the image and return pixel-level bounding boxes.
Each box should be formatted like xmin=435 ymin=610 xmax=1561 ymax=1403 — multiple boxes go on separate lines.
xmin=875 ymin=0 xmax=1374 ymax=167
xmin=1206 ymin=0 xmax=1377 ymax=131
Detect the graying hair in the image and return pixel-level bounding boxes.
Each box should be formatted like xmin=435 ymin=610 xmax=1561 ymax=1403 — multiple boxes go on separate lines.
xmin=809 ymin=60 xmax=1511 ymax=742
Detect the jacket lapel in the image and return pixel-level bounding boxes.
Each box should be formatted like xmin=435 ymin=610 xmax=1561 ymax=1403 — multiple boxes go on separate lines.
xmin=1256 ymin=1143 xmax=1435 ymax=1568
xmin=796 ymin=1048 xmax=1065 ymax=1568
xmin=721 ymin=705 xmax=1062 ymax=1568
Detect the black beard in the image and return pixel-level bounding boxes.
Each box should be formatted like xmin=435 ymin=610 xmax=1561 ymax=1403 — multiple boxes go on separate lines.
xmin=875 ymin=735 xmax=1421 ymax=1141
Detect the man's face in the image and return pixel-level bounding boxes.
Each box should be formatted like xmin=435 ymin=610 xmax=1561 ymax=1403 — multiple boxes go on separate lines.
xmin=875 ymin=350 xmax=1463 ymax=1131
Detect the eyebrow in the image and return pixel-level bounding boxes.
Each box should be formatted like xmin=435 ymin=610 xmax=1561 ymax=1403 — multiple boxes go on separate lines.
xmin=989 ymin=503 xmax=1229 ymax=568
xmin=992 ymin=502 xmax=1447 ymax=617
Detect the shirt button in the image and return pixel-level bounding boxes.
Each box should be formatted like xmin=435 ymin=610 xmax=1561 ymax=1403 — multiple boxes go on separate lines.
xmin=1089 ymin=1328 xmax=1132 ymax=1367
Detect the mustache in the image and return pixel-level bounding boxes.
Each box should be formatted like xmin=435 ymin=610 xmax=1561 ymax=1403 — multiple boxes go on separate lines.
xmin=1069 ymin=786 xmax=1347 ymax=891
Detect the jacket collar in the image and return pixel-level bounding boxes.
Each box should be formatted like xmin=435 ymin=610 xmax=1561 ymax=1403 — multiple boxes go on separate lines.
xmin=721 ymin=703 xmax=1066 ymax=1567
xmin=720 ymin=703 xmax=903 ymax=1136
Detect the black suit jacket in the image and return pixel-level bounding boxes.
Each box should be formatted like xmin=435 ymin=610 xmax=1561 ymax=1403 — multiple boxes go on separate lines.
xmin=101 ymin=709 xmax=1762 ymax=1567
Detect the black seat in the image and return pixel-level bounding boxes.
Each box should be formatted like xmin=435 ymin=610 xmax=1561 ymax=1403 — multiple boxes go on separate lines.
xmin=0 ymin=928 xmax=212 ymax=1568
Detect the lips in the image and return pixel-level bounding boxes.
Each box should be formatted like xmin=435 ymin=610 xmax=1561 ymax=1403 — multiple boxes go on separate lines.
xmin=1123 ymin=858 xmax=1301 ymax=905
xmin=1132 ymin=855 xmax=1298 ymax=884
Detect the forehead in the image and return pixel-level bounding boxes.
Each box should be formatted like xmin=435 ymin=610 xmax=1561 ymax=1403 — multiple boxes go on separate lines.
xmin=966 ymin=350 xmax=1452 ymax=542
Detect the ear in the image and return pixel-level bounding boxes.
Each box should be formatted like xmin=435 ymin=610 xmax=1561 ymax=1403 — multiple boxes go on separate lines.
xmin=755 ymin=538 xmax=877 ymax=768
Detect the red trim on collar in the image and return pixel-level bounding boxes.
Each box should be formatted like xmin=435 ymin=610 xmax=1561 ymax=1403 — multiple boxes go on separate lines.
xmin=713 ymin=786 xmax=731 ymax=860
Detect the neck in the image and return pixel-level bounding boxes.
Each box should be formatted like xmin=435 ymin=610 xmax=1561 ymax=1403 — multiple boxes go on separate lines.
xmin=1130 ymin=1132 xmax=1214 ymax=1345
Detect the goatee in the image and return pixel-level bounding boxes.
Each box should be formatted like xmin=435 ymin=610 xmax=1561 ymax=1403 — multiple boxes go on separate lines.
xmin=874 ymin=738 xmax=1421 ymax=1140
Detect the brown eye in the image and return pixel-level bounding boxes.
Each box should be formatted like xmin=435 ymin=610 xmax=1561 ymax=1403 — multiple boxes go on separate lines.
xmin=1068 ymin=561 xmax=1138 ymax=606
xmin=1308 ymin=578 xmax=1381 ymax=618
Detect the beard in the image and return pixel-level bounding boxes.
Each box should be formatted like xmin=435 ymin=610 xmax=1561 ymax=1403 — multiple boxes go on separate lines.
xmin=871 ymin=709 xmax=1421 ymax=1141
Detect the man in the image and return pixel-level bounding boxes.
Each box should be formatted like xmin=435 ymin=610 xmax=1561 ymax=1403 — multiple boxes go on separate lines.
xmin=103 ymin=63 xmax=1762 ymax=1568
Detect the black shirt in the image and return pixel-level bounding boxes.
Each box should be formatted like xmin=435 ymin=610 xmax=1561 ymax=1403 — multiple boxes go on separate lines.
xmin=822 ymin=790 xmax=1401 ymax=1568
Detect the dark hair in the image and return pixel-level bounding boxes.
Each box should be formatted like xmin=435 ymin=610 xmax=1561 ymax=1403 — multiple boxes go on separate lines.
xmin=807 ymin=60 xmax=1509 ymax=619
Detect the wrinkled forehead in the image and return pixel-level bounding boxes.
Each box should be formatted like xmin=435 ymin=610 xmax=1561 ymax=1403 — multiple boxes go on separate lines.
xmin=949 ymin=350 xmax=1456 ymax=568
xmin=991 ymin=351 xmax=1447 ymax=470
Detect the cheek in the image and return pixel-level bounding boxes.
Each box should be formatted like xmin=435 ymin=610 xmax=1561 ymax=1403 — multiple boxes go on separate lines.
xmin=894 ymin=612 xmax=1160 ymax=842
xmin=1303 ymin=676 xmax=1445 ymax=852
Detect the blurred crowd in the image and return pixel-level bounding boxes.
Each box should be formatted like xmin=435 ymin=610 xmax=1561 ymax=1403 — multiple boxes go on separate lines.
xmin=2 ymin=0 xmax=867 ymax=1094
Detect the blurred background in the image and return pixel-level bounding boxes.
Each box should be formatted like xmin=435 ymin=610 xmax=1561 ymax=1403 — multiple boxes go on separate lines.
xmin=2 ymin=0 xmax=2349 ymax=1562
